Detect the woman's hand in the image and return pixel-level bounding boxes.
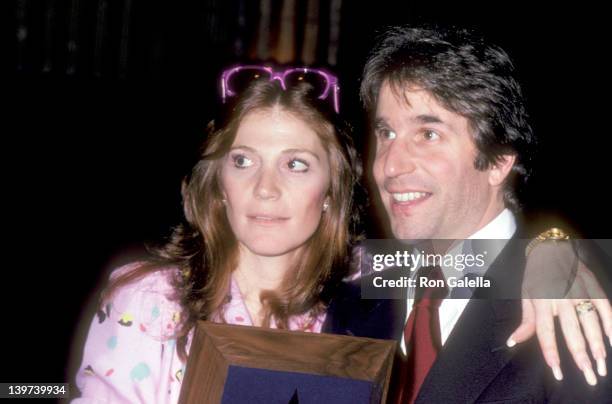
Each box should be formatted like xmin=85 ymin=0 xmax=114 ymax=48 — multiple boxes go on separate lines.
xmin=507 ymin=242 xmax=611 ymax=386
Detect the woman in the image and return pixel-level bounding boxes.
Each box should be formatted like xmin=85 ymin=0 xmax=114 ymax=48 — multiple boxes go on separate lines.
xmin=72 ymin=66 xmax=609 ymax=403
xmin=72 ymin=67 xmax=361 ymax=403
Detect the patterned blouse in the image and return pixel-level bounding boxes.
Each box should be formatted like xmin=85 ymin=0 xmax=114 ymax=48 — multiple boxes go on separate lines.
xmin=72 ymin=265 xmax=326 ymax=403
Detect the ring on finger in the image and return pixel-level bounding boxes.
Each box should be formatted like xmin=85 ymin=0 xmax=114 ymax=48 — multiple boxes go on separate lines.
xmin=575 ymin=300 xmax=596 ymax=315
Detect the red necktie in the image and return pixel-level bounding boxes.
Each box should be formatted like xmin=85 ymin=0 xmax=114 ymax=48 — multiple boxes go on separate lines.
xmin=395 ymin=266 xmax=448 ymax=404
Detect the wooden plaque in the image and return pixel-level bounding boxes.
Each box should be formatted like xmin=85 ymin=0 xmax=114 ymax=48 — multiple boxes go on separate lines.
xmin=178 ymin=322 xmax=396 ymax=404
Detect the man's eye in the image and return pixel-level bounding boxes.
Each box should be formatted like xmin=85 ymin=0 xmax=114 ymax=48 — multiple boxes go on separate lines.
xmin=376 ymin=128 xmax=397 ymax=140
xmin=287 ymin=159 xmax=309 ymax=172
xmin=232 ymin=154 xmax=253 ymax=168
xmin=423 ymin=130 xmax=440 ymax=141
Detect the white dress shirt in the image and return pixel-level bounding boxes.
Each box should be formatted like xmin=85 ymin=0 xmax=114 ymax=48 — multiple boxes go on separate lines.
xmin=400 ymin=208 xmax=517 ymax=354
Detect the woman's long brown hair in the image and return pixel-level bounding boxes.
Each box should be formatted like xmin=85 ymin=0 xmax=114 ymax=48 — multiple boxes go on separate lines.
xmin=101 ymin=79 xmax=363 ymax=361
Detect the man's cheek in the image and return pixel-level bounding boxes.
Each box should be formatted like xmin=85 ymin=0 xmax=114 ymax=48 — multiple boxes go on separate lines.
xmin=372 ymin=164 xmax=384 ymax=188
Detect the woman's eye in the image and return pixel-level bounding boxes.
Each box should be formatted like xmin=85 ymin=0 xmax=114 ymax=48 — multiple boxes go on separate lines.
xmin=423 ymin=130 xmax=440 ymax=141
xmin=232 ymin=154 xmax=253 ymax=168
xmin=376 ymin=128 xmax=397 ymax=140
xmin=287 ymin=159 xmax=309 ymax=172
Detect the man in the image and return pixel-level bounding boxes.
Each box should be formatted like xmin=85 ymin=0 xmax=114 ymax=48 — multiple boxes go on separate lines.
xmin=324 ymin=26 xmax=611 ymax=403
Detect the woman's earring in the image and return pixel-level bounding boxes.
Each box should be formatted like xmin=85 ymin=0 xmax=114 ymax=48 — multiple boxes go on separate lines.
xmin=221 ymin=198 xmax=227 ymax=204
xmin=323 ymin=201 xmax=329 ymax=212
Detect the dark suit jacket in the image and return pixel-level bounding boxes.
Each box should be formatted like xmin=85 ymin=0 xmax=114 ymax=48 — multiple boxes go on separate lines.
xmin=323 ymin=233 xmax=611 ymax=403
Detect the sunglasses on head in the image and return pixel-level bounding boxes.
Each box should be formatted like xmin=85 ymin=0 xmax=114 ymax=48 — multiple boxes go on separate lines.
xmin=220 ymin=65 xmax=340 ymax=113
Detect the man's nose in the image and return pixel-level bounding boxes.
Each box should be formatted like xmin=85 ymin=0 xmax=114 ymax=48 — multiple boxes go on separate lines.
xmin=253 ymin=167 xmax=281 ymax=200
xmin=383 ymin=138 xmax=417 ymax=178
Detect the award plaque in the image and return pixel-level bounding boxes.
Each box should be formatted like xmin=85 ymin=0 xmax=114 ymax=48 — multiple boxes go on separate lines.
xmin=178 ymin=322 xmax=396 ymax=404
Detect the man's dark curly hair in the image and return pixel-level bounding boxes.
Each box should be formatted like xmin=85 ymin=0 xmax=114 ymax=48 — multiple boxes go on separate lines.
xmin=360 ymin=25 xmax=537 ymax=211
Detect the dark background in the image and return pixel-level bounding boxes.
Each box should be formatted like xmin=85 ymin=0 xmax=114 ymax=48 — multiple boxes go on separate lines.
xmin=1 ymin=0 xmax=610 ymax=390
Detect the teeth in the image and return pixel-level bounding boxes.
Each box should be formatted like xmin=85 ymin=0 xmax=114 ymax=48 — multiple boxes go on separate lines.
xmin=392 ymin=192 xmax=428 ymax=202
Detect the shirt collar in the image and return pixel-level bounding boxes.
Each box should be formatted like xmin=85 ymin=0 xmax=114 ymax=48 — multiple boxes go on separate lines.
xmin=468 ymin=208 xmax=517 ymax=240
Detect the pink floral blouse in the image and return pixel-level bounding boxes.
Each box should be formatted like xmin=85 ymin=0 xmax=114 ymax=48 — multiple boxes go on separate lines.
xmin=72 ymin=265 xmax=326 ymax=403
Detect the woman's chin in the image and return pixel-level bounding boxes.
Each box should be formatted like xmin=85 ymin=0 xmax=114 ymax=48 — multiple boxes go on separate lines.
xmin=243 ymin=241 xmax=303 ymax=258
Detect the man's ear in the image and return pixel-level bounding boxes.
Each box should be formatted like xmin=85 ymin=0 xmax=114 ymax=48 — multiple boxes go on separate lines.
xmin=488 ymin=154 xmax=516 ymax=186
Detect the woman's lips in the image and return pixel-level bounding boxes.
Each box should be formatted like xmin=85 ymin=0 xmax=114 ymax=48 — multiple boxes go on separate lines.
xmin=247 ymin=215 xmax=290 ymax=225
